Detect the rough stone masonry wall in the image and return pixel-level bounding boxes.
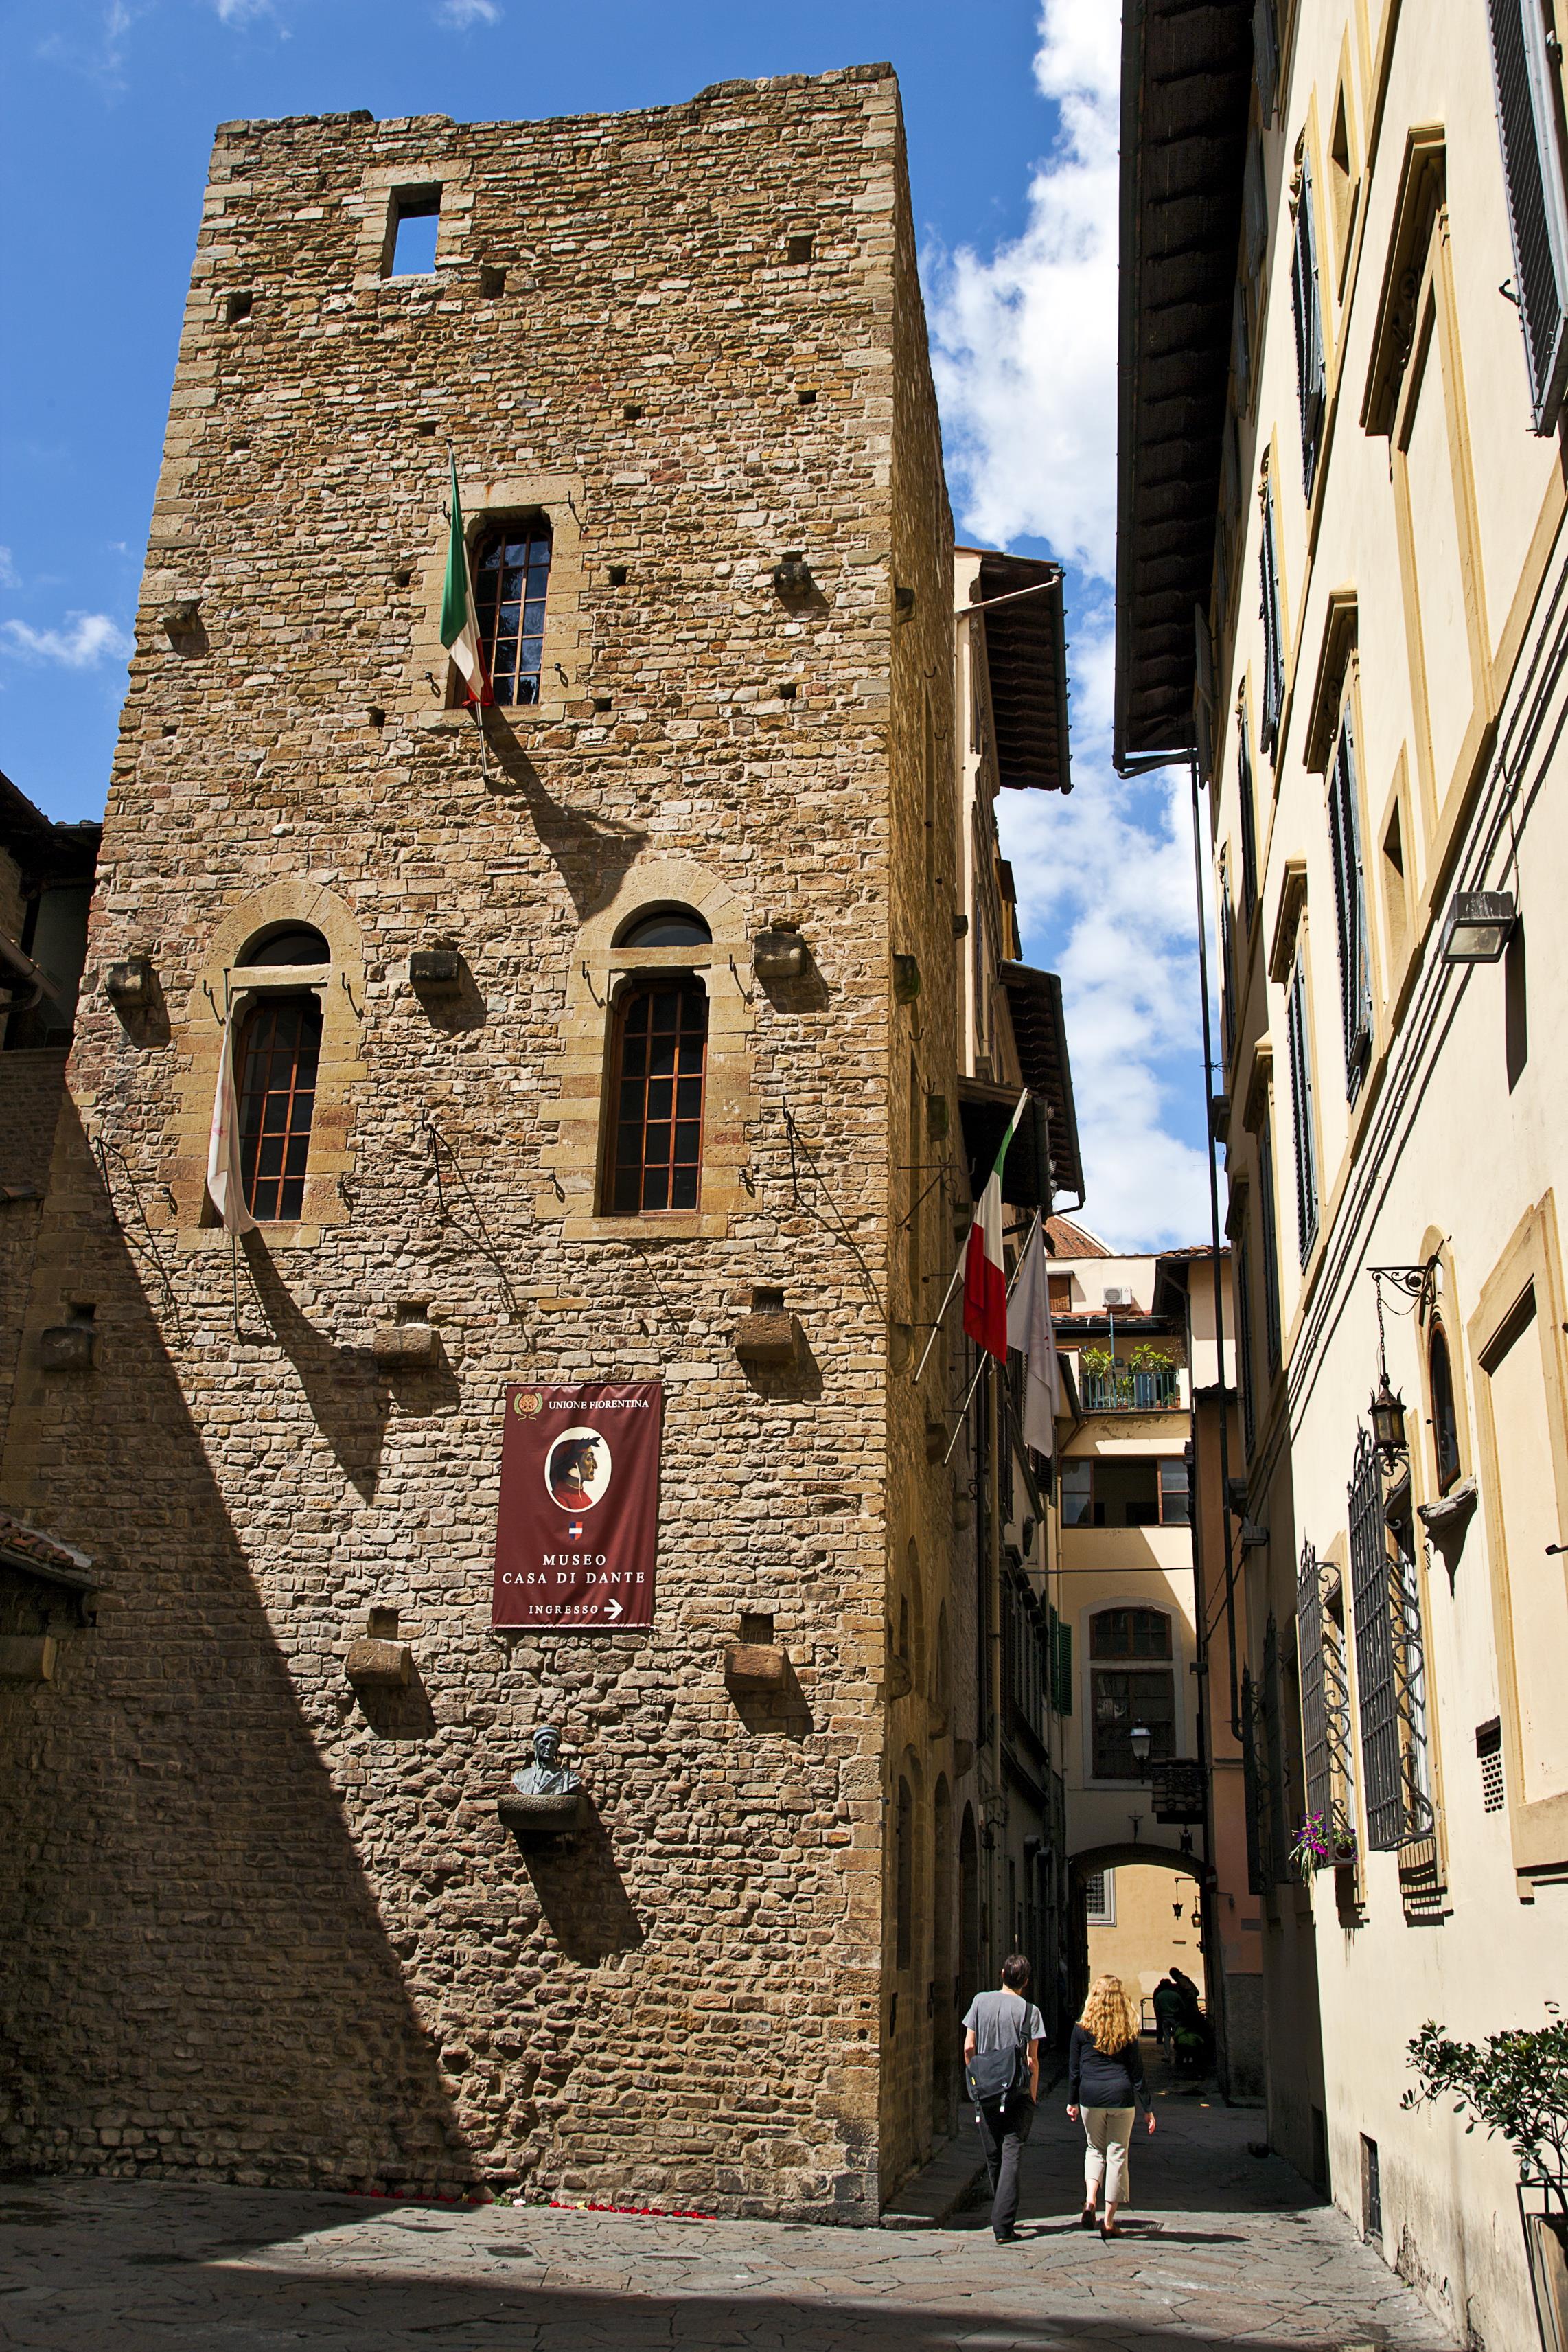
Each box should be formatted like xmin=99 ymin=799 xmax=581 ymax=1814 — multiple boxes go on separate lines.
xmin=0 ymin=1051 xmax=70 ymax=1463
xmin=0 ymin=67 xmax=961 ymax=2219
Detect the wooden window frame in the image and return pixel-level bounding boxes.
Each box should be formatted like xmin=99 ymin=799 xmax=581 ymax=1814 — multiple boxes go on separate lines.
xmin=235 ymin=992 xmax=323 ymax=1224
xmin=469 ymin=514 xmax=553 ymax=709
xmin=600 ymin=974 xmax=709 ymax=1218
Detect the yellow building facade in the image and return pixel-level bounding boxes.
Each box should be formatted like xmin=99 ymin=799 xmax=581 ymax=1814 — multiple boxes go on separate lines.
xmin=1118 ymin=3 xmax=1568 ymax=2344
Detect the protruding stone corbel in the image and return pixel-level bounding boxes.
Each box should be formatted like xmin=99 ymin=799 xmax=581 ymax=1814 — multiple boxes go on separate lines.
xmin=345 ymin=1604 xmax=413 ymax=1689
xmin=734 ymin=1287 xmax=797 ymax=1367
xmin=725 ymin=1643 xmax=787 ymax=1694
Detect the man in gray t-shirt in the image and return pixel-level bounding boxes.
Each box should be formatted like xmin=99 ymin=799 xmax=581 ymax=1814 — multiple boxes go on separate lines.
xmin=961 ymin=1954 xmax=1043 ymax=2243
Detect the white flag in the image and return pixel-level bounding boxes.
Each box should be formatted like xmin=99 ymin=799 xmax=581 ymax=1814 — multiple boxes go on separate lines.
xmin=205 ymin=1018 xmax=257 ymax=1235
xmin=1006 ymin=1218 xmax=1061 ymax=1458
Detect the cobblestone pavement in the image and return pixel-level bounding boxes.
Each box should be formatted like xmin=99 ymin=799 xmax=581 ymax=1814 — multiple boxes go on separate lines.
xmin=0 ymin=2085 xmax=1455 ymax=2351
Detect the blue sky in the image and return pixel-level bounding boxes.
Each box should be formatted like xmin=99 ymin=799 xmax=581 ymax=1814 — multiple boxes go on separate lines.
xmin=0 ymin=0 xmax=1210 ymax=1246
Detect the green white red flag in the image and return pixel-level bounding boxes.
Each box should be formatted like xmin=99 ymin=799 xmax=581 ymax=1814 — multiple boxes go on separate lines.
xmin=205 ymin=1016 xmax=257 ymax=1237
xmin=439 ymin=455 xmax=493 ymax=709
xmin=963 ymin=1088 xmax=1028 ymax=1360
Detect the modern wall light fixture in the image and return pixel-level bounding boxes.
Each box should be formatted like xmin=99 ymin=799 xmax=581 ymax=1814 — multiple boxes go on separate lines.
xmin=1439 ymin=890 xmax=1516 ymax=963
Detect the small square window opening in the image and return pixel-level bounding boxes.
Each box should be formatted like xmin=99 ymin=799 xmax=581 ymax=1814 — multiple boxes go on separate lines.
xmin=786 ymin=233 xmax=814 ymax=265
xmin=389 ymin=192 xmax=441 ymax=279
xmin=797 ymin=387 xmax=818 ymax=406
xmin=225 ymin=291 xmax=253 ymax=326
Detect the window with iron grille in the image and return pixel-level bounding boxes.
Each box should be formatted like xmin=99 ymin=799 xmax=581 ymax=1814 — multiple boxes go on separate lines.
xmin=1258 ymin=481 xmax=1286 ymax=759
xmin=472 ymin=518 xmax=552 ymax=706
xmin=1084 ymin=1867 xmax=1115 ymax=1923
xmin=603 ymin=979 xmax=708 ymax=1213
xmin=1235 ymin=1224 xmax=1257 ymax=1457
xmin=1486 ymin=0 xmax=1568 ymax=431
xmin=1285 ymin=949 xmax=1318 ymax=1261
xmin=237 ymin=994 xmax=321 ymax=1222
xmin=1257 ymin=1111 xmax=1284 ymax=1371
xmin=1327 ymin=714 xmax=1374 ymax=1095
xmin=1237 ymin=703 xmax=1260 ymax=925
xmin=1295 ymin=1541 xmax=1355 ymax=1850
xmin=1291 ymin=159 xmax=1328 ymax=496
xmin=1263 ymin=1614 xmax=1291 ymax=1884
xmin=1348 ymin=1427 xmax=1435 ymax=1851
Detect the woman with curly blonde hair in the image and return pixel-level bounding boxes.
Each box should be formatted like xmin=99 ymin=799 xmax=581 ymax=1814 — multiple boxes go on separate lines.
xmin=1066 ymin=1974 xmax=1155 ymax=2237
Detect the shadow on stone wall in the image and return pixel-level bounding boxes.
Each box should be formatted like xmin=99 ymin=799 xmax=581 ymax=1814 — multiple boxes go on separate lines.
xmin=0 ymin=1104 xmax=473 ymax=2194
xmin=240 ymin=1235 xmax=392 ymax=1501
xmin=477 ymin=718 xmax=647 ymax=920
xmin=508 ymin=1798 xmax=646 ymax=1966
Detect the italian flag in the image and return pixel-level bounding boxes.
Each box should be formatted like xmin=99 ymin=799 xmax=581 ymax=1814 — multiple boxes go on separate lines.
xmin=439 ymin=455 xmax=493 ymax=709
xmin=964 ymin=1089 xmax=1028 ymax=1360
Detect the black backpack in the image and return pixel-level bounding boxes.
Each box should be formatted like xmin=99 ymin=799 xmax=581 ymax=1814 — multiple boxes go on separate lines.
xmin=965 ymin=1998 xmax=1032 ymax=2110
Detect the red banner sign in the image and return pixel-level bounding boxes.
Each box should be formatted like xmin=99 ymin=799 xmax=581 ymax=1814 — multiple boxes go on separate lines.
xmin=492 ymin=1381 xmax=662 ymax=1628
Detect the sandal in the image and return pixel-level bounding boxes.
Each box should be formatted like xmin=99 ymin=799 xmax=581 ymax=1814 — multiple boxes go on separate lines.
xmin=1079 ymin=2206 xmax=1098 ymax=2229
xmin=1100 ymin=2220 xmax=1121 ymax=2239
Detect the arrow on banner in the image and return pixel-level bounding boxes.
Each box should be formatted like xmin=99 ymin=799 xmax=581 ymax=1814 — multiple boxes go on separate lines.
xmin=603 ymin=1596 xmax=623 ymax=1621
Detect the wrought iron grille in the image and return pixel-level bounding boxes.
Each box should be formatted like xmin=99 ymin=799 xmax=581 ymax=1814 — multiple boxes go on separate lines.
xmin=1295 ymin=1540 xmax=1354 ymax=1852
xmin=1241 ymin=1666 xmax=1268 ymax=1894
xmin=1348 ymin=1427 xmax=1434 ymax=1851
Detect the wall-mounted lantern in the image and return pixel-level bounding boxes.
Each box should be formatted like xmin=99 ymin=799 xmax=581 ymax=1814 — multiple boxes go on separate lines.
xmin=1129 ymin=1722 xmax=1153 ymax=1768
xmin=1369 ymin=1373 xmax=1408 ymax=1461
xmin=1439 ymin=889 xmax=1516 ymax=964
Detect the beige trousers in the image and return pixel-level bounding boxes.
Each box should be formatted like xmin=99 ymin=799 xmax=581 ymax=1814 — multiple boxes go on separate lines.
xmin=1083 ymin=2105 xmax=1135 ymax=2207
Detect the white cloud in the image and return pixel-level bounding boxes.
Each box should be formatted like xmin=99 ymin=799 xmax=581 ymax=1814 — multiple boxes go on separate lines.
xmin=212 ymin=0 xmax=275 ymax=21
xmin=931 ymin=0 xmax=1212 ymax=1252
xmin=930 ymin=0 xmax=1120 ymax=575
xmin=436 ymin=0 xmax=500 ymax=23
xmin=0 ymin=549 xmax=16 ymax=590
xmin=1 ymin=612 xmax=134 ymax=669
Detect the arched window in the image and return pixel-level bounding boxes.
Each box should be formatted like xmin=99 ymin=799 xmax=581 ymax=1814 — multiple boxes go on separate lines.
xmin=472 ymin=518 xmax=552 ymax=706
xmin=615 ymin=906 xmax=711 ymax=948
xmin=237 ymin=994 xmax=322 ymax=1221
xmin=604 ymin=979 xmax=708 ymax=1213
xmin=240 ymin=924 xmax=330 ymax=968
xmin=1089 ymin=1607 xmax=1176 ymax=1781
xmin=1429 ymin=1322 xmax=1462 ymax=1494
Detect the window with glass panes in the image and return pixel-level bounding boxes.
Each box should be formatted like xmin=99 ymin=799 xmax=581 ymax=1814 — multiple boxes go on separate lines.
xmin=605 ymin=980 xmax=708 ymax=1213
xmin=236 ymin=994 xmax=321 ymax=1222
xmin=472 ymin=518 xmax=552 ymax=705
xmin=1090 ymin=1608 xmax=1177 ymax=1779
xmin=1061 ymin=1458 xmax=1188 ymax=1527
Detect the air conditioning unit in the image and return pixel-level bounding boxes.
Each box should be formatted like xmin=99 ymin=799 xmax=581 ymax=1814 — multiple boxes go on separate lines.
xmin=1102 ymin=1286 xmax=1135 ymax=1308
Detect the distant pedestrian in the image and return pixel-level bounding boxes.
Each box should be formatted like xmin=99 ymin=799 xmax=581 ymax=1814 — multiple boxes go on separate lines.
xmin=1066 ymin=1974 xmax=1155 ymax=2238
xmin=962 ymin=1954 xmax=1044 ymax=2245
xmin=1152 ymin=1974 xmax=1183 ymax=2061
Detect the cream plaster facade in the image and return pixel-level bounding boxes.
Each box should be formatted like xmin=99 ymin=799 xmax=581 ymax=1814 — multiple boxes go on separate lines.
xmin=1197 ymin=3 xmax=1568 ymax=2342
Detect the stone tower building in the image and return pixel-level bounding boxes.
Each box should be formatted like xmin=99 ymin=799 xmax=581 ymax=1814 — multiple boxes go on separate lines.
xmin=0 ymin=67 xmax=972 ymax=2217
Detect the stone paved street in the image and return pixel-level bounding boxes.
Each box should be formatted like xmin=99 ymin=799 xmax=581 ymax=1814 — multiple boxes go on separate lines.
xmin=0 ymin=2080 xmax=1456 ymax=2350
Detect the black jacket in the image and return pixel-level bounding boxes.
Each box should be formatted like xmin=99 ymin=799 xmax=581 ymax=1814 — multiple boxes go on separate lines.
xmin=1068 ymin=2024 xmax=1149 ymax=2113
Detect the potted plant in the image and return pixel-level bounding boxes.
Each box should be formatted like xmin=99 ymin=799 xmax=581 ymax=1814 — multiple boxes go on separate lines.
xmin=1403 ymin=2010 xmax=1568 ymax=2351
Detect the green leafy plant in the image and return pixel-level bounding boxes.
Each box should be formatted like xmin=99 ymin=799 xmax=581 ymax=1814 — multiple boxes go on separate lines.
xmin=1127 ymin=1342 xmax=1177 ymax=1374
xmin=1080 ymin=1345 xmax=1116 ymax=1378
xmin=1403 ymin=2009 xmax=1568 ymax=2183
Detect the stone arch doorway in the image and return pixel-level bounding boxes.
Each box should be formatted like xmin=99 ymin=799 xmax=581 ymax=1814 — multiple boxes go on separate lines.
xmin=1066 ymin=1844 xmax=1209 ymax=2028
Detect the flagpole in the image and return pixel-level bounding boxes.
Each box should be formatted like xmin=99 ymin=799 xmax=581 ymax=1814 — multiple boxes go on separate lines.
xmin=912 ymin=1247 xmax=966 ymax=1386
xmin=942 ymin=1209 xmax=1042 ymax=1465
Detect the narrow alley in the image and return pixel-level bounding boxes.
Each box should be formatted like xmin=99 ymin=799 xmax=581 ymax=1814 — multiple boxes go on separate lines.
xmin=0 ymin=2076 xmax=1453 ymax=2351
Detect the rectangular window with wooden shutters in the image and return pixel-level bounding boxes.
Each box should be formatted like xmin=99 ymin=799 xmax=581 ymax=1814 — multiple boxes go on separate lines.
xmin=1237 ymin=704 xmax=1260 ymax=926
xmin=1284 ymin=950 xmax=1318 ymax=1261
xmin=1486 ymin=0 xmax=1568 ymax=431
xmin=1291 ymin=160 xmax=1328 ymax=494
xmin=1256 ymin=1112 xmax=1284 ymax=1370
xmin=1220 ymin=869 xmax=1238 ymax=1071
xmin=1295 ymin=1542 xmax=1354 ymax=1851
xmin=1259 ymin=482 xmax=1286 ymax=759
xmin=1234 ymin=1226 xmax=1257 ymax=1457
xmin=1327 ymin=715 xmax=1374 ymax=1095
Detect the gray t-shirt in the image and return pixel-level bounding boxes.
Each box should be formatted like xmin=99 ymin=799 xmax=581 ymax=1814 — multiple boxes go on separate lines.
xmin=963 ymin=1989 xmax=1045 ymax=2051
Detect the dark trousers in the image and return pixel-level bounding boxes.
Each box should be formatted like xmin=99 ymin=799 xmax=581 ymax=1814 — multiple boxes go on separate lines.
xmin=976 ymin=2093 xmax=1035 ymax=2237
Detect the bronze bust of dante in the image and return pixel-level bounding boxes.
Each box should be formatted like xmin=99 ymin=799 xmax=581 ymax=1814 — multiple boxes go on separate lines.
xmin=512 ymin=1726 xmax=580 ymax=1796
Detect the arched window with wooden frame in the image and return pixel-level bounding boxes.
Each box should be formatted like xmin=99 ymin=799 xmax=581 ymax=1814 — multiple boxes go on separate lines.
xmin=603 ymin=976 xmax=708 ymax=1214
xmin=1428 ymin=1319 xmax=1462 ymax=1495
xmin=236 ymin=994 xmax=322 ymax=1222
xmin=471 ymin=516 xmax=552 ymax=706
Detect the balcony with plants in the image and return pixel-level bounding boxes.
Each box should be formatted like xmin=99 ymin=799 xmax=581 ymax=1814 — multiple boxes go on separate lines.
xmin=1076 ymin=1341 xmax=1184 ymax=1414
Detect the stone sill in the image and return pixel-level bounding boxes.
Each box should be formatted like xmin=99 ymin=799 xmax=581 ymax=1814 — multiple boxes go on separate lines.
xmin=562 ymin=1213 xmax=724 ymax=1244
